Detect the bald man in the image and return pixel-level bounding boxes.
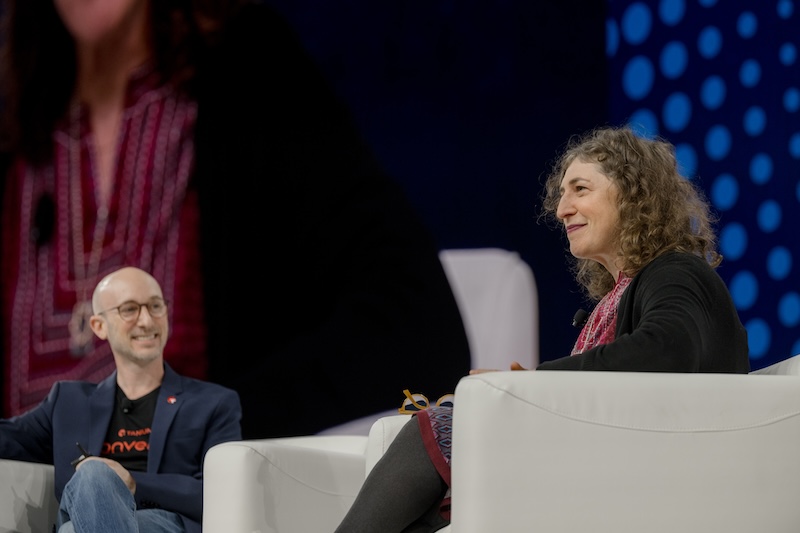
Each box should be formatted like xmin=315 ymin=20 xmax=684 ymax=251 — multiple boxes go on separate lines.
xmin=0 ymin=266 xmax=241 ymax=533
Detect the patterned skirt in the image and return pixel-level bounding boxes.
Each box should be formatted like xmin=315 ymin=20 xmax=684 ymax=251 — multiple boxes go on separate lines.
xmin=415 ymin=405 xmax=455 ymax=521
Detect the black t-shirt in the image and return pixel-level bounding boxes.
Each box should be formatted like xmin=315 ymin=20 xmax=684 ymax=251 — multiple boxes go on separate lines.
xmin=103 ymin=385 xmax=159 ymax=472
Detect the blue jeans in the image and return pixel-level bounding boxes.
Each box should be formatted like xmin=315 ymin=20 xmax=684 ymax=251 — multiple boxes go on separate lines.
xmin=57 ymin=460 xmax=184 ymax=533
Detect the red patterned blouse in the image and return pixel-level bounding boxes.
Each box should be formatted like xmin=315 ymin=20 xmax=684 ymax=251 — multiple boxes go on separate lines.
xmin=1 ymin=65 xmax=207 ymax=416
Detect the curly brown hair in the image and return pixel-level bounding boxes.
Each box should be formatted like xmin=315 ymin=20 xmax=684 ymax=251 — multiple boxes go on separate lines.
xmin=540 ymin=125 xmax=721 ymax=301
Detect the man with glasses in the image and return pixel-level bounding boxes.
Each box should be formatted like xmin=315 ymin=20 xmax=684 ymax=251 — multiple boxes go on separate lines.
xmin=0 ymin=266 xmax=242 ymax=533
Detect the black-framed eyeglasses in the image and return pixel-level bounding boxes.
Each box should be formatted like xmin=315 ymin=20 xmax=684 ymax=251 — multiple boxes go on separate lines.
xmin=98 ymin=299 xmax=168 ymax=322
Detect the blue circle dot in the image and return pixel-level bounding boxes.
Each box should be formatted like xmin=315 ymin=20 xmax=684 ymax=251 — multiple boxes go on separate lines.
xmin=659 ymin=0 xmax=685 ymax=26
xmin=627 ymin=109 xmax=659 ymax=138
xmin=660 ymin=41 xmax=688 ymax=79
xmin=700 ymin=75 xmax=726 ymax=110
xmin=780 ymin=43 xmax=797 ymax=65
xmin=743 ymin=106 xmax=766 ymax=136
xmin=750 ymin=153 xmax=773 ymax=184
xmin=768 ymin=246 xmax=792 ymax=281
xmin=698 ymin=26 xmax=722 ymax=59
xmin=789 ymin=132 xmax=800 ymax=158
xmin=778 ymin=0 xmax=794 ymax=19
xmin=779 ymin=292 xmax=800 ymax=327
xmin=711 ymin=173 xmax=739 ymax=210
xmin=622 ymin=3 xmax=652 ymax=46
xmin=731 ymin=270 xmax=759 ymax=310
xmin=675 ymin=143 xmax=697 ymax=178
xmin=705 ymin=125 xmax=732 ymax=161
xmin=720 ymin=222 xmax=748 ymax=261
xmin=606 ymin=18 xmax=620 ymax=57
xmin=758 ymin=200 xmax=782 ymax=233
xmin=623 ymin=56 xmax=655 ymax=101
xmin=785 ymin=88 xmax=800 ymax=112
xmin=737 ymin=11 xmax=758 ymax=39
xmin=740 ymin=59 xmax=762 ymax=88
xmin=745 ymin=318 xmax=770 ymax=359
xmin=663 ymin=92 xmax=691 ymax=132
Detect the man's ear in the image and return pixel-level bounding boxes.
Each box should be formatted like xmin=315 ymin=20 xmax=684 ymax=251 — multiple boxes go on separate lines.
xmin=89 ymin=315 xmax=108 ymax=340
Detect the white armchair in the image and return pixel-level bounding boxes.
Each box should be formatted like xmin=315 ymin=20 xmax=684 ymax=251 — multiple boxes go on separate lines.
xmin=0 ymin=459 xmax=57 ymax=533
xmin=450 ymin=367 xmax=800 ymax=532
xmin=202 ymin=427 xmax=410 ymax=533
xmin=203 ymin=354 xmax=800 ymax=533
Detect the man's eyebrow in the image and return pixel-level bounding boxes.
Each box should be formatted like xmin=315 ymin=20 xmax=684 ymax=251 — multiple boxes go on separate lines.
xmin=116 ymin=296 xmax=164 ymax=305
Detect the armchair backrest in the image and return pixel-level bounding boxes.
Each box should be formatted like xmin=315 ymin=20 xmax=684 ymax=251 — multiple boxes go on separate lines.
xmin=317 ymin=247 xmax=538 ymax=436
xmin=439 ymin=247 xmax=538 ymax=369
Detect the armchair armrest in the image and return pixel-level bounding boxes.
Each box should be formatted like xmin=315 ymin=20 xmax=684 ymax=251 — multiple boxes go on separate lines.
xmin=202 ymin=435 xmax=368 ymax=533
xmin=365 ymin=414 xmax=411 ymax=474
xmin=451 ymin=371 xmax=800 ymax=533
xmin=0 ymin=458 xmax=58 ymax=533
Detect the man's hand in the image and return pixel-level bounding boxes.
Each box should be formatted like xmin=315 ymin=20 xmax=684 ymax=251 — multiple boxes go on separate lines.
xmin=77 ymin=456 xmax=137 ymax=495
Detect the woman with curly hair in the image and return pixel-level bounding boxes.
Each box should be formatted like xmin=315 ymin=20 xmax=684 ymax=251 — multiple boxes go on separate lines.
xmin=333 ymin=125 xmax=750 ymax=533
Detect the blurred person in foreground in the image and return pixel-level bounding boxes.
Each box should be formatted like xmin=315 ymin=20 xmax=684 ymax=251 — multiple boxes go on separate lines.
xmin=0 ymin=266 xmax=242 ymax=533
xmin=333 ymin=125 xmax=750 ymax=533
xmin=0 ymin=0 xmax=470 ymax=438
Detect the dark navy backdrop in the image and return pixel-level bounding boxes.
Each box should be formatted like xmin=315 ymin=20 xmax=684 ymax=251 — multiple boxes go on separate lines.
xmin=267 ymin=0 xmax=798 ymax=369
xmin=266 ymin=0 xmax=609 ymax=362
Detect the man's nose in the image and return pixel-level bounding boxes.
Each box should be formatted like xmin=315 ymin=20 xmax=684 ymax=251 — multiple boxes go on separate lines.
xmin=136 ymin=305 xmax=155 ymax=324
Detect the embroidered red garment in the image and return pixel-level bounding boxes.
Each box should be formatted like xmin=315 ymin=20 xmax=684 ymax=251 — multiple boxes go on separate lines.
xmin=1 ymin=65 xmax=207 ymax=416
xmin=571 ymin=273 xmax=632 ymax=355
xmin=416 ymin=407 xmax=453 ymax=521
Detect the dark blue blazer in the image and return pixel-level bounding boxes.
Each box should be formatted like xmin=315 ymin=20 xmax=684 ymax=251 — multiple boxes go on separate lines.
xmin=0 ymin=362 xmax=242 ymax=532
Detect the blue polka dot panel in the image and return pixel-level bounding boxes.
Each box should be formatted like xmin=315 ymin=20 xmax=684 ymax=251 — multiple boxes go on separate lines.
xmin=606 ymin=0 xmax=800 ymax=367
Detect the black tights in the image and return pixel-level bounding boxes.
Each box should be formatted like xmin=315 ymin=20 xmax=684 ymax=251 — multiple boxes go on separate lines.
xmin=334 ymin=417 xmax=449 ymax=533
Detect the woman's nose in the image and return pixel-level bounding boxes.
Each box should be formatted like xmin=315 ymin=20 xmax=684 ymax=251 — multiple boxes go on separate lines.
xmin=556 ymin=194 xmax=574 ymax=220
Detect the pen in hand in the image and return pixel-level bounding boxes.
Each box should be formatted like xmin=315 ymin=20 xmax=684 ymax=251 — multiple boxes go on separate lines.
xmin=70 ymin=442 xmax=91 ymax=468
